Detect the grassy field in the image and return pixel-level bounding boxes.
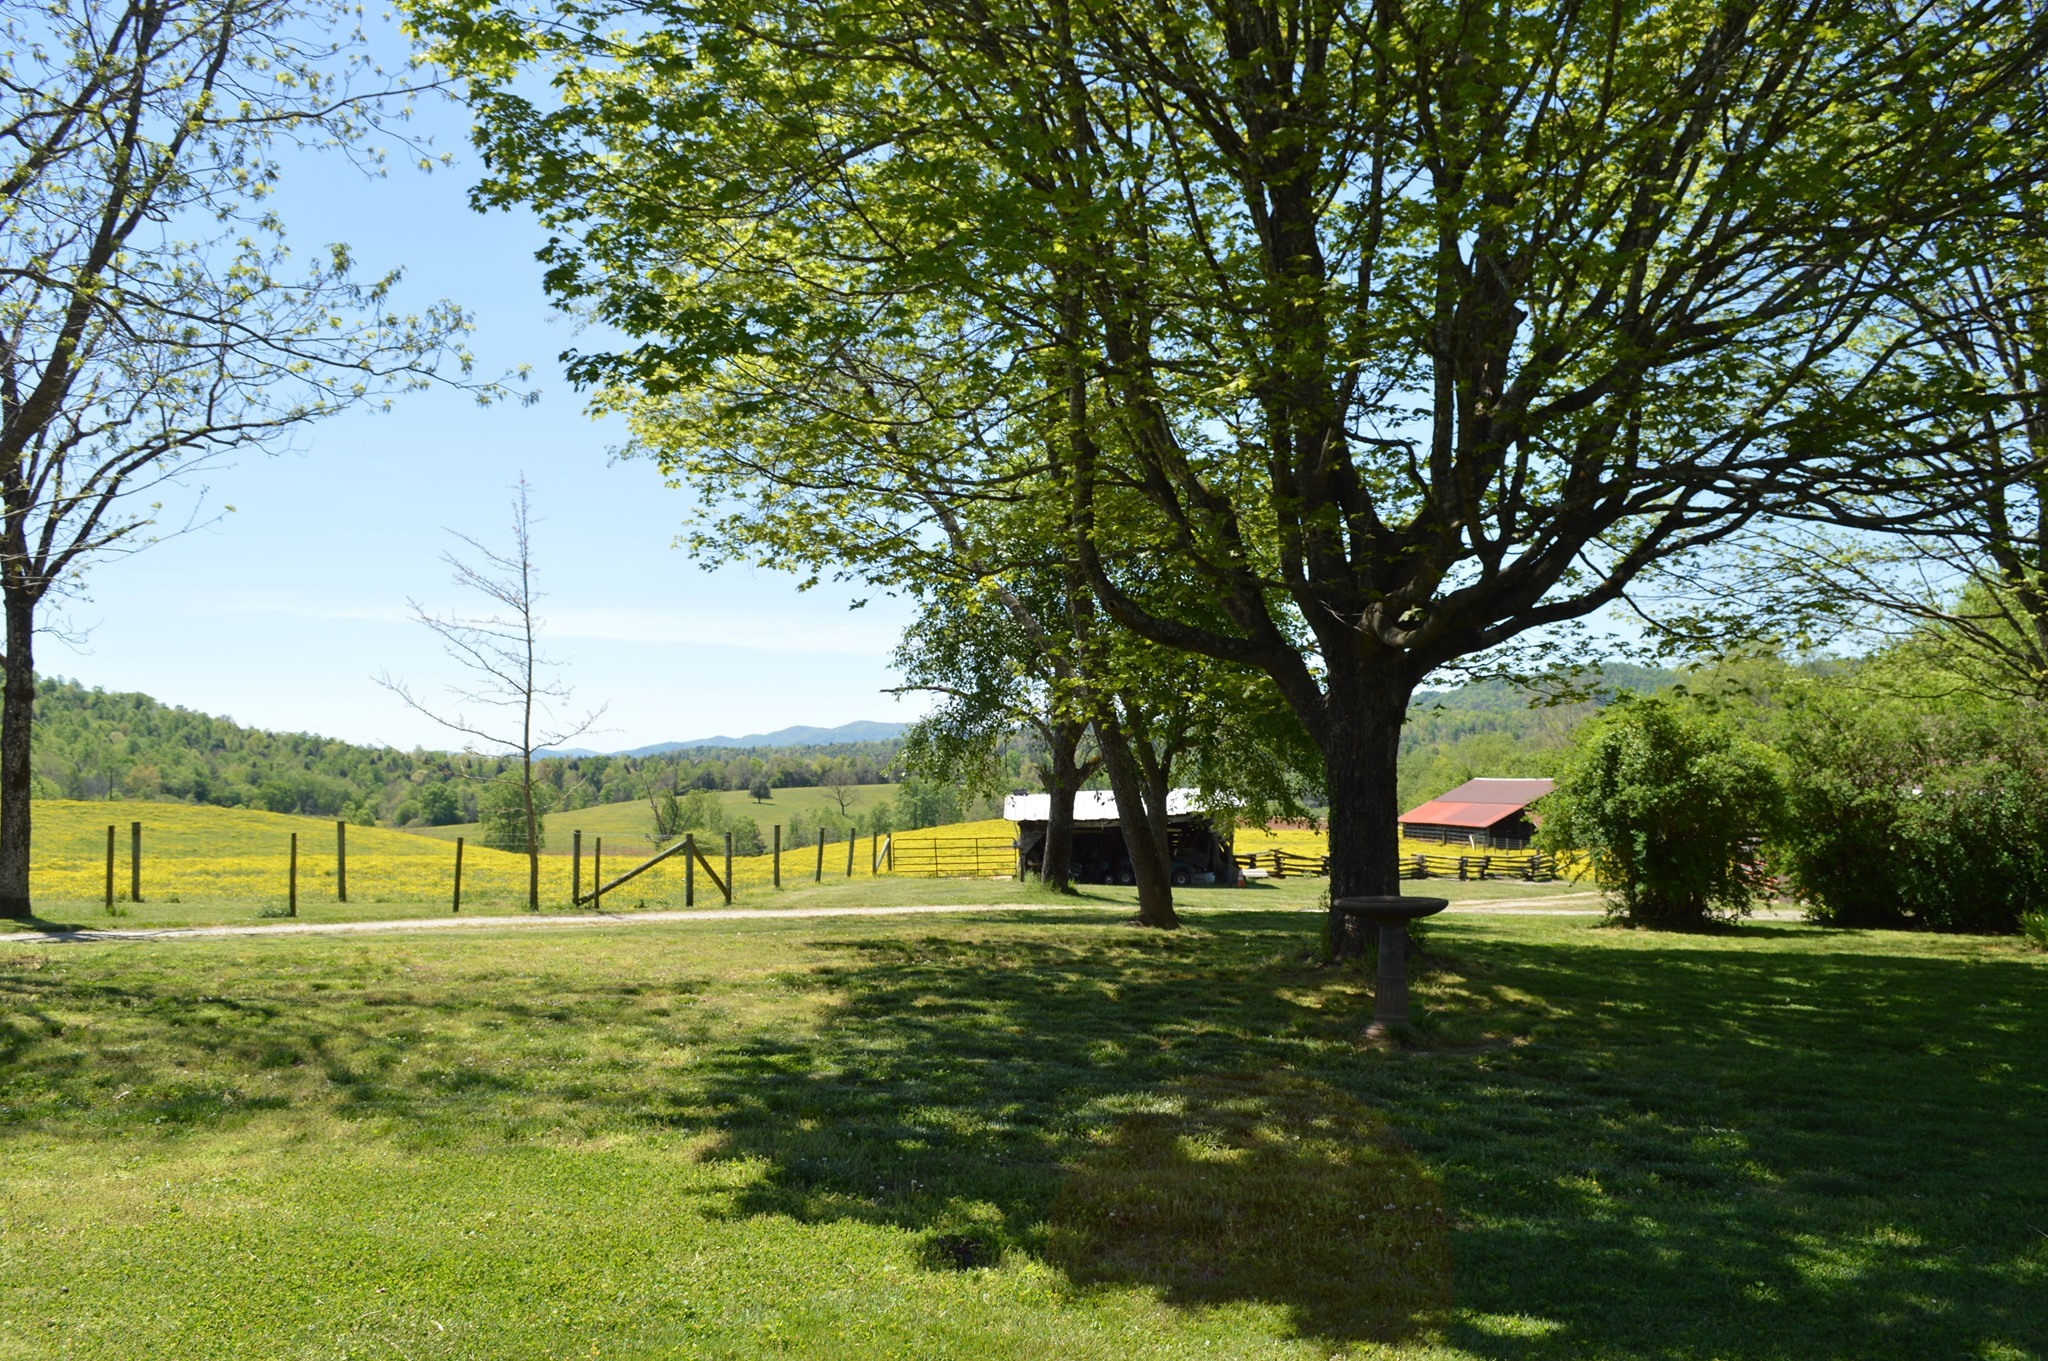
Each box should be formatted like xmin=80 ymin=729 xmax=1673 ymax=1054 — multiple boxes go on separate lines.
xmin=406 ymin=783 xmax=905 ymax=850
xmin=0 ymin=907 xmax=2041 ymax=1359
xmin=1 ymin=837 xmax=1587 ymax=934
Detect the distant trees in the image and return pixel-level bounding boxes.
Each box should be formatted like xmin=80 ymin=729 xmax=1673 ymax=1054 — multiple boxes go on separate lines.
xmin=479 ymin=774 xmax=552 ymax=852
xmin=416 ymin=783 xmax=461 ymax=827
xmin=1541 ymin=698 xmax=1784 ymax=927
xmin=0 ymin=0 xmax=489 ymax=917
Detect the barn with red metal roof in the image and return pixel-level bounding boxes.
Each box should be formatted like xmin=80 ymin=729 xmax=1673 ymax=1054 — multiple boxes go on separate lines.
xmin=1399 ymin=777 xmax=1554 ymax=849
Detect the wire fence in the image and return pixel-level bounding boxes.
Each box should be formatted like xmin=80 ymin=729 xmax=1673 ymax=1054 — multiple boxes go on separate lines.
xmin=28 ymin=804 xmax=1571 ymax=916
xmin=26 ymin=810 xmax=1021 ymax=915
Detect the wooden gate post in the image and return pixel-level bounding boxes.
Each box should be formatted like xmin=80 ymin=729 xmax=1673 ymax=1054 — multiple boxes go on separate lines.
xmin=335 ymin=820 xmax=348 ymax=903
xmin=288 ymin=833 xmax=299 ymax=917
xmin=815 ymin=832 xmax=825 ymax=883
xmin=131 ymin=821 xmax=143 ymax=903
xmin=724 ymin=831 xmax=733 ymax=900
xmin=846 ymin=830 xmax=856 ymax=878
xmin=685 ymin=833 xmax=695 ymax=908
xmin=593 ymin=837 xmax=602 ymax=909
xmin=773 ymin=824 xmax=781 ymax=888
xmin=572 ymin=830 xmax=582 ymax=906
xmin=104 ymin=824 xmax=115 ymax=909
xmin=452 ymin=836 xmax=464 ymax=913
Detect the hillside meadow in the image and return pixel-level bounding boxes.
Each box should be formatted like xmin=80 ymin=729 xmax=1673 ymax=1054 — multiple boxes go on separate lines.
xmin=408 ymin=781 xmax=908 ymax=853
xmin=0 ymin=906 xmax=2042 ymax=1359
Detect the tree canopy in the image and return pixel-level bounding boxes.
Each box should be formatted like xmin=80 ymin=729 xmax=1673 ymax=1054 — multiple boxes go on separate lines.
xmin=414 ymin=0 xmax=2048 ymax=940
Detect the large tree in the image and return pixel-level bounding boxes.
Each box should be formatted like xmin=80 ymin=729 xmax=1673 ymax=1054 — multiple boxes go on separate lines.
xmin=0 ymin=0 xmax=490 ymax=917
xmin=418 ymin=0 xmax=2047 ymax=948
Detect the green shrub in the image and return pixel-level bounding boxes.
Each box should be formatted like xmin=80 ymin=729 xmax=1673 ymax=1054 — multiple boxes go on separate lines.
xmin=1539 ymin=696 xmax=1783 ymax=926
xmin=1775 ymin=690 xmax=2048 ymax=933
xmin=2023 ymin=912 xmax=2048 ymax=950
xmin=478 ymin=775 xmax=554 ymax=853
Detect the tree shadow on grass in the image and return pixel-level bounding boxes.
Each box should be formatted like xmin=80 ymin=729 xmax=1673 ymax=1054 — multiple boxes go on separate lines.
xmin=2 ymin=914 xmax=2044 ymax=1356
xmin=674 ymin=921 xmax=2048 ymax=1358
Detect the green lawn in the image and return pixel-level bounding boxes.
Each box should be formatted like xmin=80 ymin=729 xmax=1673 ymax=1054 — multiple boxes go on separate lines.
xmin=2 ymin=908 xmax=2042 ymax=1359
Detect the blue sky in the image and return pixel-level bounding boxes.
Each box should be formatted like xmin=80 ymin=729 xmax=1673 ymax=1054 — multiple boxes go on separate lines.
xmin=46 ymin=24 xmax=920 ymax=754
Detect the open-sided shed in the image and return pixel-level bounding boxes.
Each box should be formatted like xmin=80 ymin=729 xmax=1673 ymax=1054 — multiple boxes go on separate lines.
xmin=1399 ymin=777 xmax=1554 ymax=850
xmin=1003 ymin=789 xmax=1237 ymax=885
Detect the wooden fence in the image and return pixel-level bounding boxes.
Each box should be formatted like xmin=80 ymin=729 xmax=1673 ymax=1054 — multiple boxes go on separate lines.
xmin=1237 ymin=848 xmax=1562 ymax=882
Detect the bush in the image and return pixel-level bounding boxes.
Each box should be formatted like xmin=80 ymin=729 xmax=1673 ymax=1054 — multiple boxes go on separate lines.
xmin=1776 ymin=691 xmax=2048 ymax=933
xmin=478 ymin=775 xmax=554 ymax=853
xmin=2023 ymin=912 xmax=2048 ymax=951
xmin=1539 ymin=696 xmax=1783 ymax=926
xmin=728 ymin=816 xmax=764 ymax=856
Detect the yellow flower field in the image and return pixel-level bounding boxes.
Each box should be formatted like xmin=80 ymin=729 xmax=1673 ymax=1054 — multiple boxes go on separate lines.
xmin=25 ymin=801 xmax=1025 ymax=910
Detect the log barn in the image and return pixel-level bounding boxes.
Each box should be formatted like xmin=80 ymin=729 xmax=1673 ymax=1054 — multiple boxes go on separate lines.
xmin=1399 ymin=777 xmax=1554 ymax=850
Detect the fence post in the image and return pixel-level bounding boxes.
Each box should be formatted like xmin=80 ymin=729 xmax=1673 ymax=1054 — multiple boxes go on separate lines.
xmin=887 ymin=836 xmax=894 ymax=873
xmin=773 ymin=825 xmax=781 ymax=888
xmin=335 ymin=820 xmax=347 ymax=903
xmin=1414 ymin=854 xmax=1426 ymax=879
xmin=452 ymin=837 xmax=464 ymax=914
xmin=572 ymin=830 xmax=582 ymax=905
xmin=686 ymin=833 xmax=696 ymax=908
xmin=869 ymin=832 xmax=877 ymax=876
xmin=1458 ymin=855 xmax=1469 ymax=881
xmin=815 ymin=832 xmax=825 ymax=883
xmin=288 ymin=833 xmax=299 ymax=917
xmin=593 ymin=837 xmax=602 ymax=909
xmin=104 ymin=824 xmax=114 ymax=909
xmin=131 ymin=821 xmax=143 ymax=903
xmin=846 ymin=831 xmax=856 ymax=878
xmin=724 ymin=831 xmax=733 ymax=901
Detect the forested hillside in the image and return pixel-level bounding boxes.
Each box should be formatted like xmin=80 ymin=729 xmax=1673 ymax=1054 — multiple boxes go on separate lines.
xmin=23 ymin=677 xmax=906 ymax=824
xmin=24 ymin=667 xmax=1677 ymax=827
xmin=1396 ymin=664 xmax=1675 ymax=810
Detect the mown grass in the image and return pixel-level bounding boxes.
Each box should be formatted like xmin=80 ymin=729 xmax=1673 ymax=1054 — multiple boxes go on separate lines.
xmin=1 ymin=908 xmax=2041 ymax=1359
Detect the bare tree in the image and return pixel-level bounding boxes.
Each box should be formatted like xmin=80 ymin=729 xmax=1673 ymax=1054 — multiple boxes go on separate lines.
xmin=380 ymin=479 xmax=601 ymax=910
xmin=0 ymin=0 xmax=500 ymax=917
xmin=821 ymin=766 xmax=857 ymax=819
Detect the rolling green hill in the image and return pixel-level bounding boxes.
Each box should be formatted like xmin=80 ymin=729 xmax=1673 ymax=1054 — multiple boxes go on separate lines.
xmin=22 ymin=675 xmax=908 ymax=826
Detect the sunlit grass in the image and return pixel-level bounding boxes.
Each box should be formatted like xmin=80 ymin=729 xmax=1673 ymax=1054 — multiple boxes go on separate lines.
xmin=0 ymin=911 xmax=2041 ymax=1358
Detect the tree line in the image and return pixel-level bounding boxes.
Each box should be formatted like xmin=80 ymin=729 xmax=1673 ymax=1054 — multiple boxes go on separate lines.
xmin=21 ymin=675 xmax=913 ymax=822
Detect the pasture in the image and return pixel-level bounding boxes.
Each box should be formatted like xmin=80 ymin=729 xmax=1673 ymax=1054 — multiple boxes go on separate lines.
xmin=406 ymin=782 xmax=904 ymax=851
xmin=9 ymin=802 xmax=1021 ymax=929
xmin=0 ymin=906 xmax=2041 ymax=1359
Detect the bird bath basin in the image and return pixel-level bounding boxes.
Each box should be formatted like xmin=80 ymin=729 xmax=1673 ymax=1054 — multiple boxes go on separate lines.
xmin=1333 ymin=895 xmax=1451 ymax=1032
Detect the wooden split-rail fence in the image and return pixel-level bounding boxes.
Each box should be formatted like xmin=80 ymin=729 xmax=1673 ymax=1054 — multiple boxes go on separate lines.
xmin=1237 ymin=847 xmax=1561 ymax=882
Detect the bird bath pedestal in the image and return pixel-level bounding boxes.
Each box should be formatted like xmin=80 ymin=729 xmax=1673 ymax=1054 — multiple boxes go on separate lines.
xmin=1333 ymin=895 xmax=1451 ymax=1034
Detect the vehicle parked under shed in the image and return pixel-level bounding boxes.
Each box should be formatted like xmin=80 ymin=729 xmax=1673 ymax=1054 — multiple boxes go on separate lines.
xmin=1003 ymin=790 xmax=1239 ymax=886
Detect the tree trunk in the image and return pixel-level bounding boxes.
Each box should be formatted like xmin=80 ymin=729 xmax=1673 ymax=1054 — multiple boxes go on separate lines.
xmin=522 ymin=754 xmax=540 ymax=911
xmin=1039 ymin=718 xmax=1087 ymax=890
xmin=1093 ymin=710 xmax=1177 ymax=929
xmin=1321 ymin=661 xmax=1416 ymax=958
xmin=0 ymin=588 xmax=32 ymax=918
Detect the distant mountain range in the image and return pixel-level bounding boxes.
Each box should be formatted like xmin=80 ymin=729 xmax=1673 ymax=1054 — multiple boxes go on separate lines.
xmin=540 ymin=720 xmax=911 ymax=759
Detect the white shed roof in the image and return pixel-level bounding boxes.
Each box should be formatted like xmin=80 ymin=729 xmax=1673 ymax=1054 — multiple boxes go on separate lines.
xmin=1003 ymin=789 xmax=1207 ymax=824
